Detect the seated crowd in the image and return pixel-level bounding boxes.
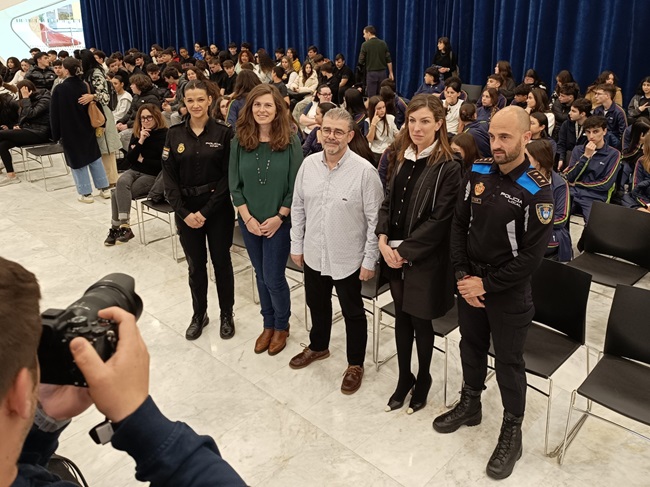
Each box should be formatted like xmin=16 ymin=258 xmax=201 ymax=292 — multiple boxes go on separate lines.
xmin=2 ymin=29 xmax=649 ymax=485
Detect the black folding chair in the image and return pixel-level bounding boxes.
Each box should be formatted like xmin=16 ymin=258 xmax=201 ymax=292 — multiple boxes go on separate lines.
xmin=567 ymin=202 xmax=650 ymax=287
xmin=461 ymin=84 xmax=483 ymax=104
xmin=559 ymin=285 xmax=650 ymax=464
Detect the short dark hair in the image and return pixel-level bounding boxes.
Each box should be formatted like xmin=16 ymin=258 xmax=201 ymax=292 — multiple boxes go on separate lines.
xmin=58 ymin=50 xmax=69 ymax=58
xmin=307 ymin=45 xmax=318 ymax=53
xmin=312 ymin=54 xmax=324 ymax=64
xmin=487 ymin=74 xmax=503 ymax=86
xmin=33 ymin=52 xmax=48 ymax=62
xmin=47 ymin=49 xmax=57 ymax=56
xmin=274 ymin=47 xmax=285 ymax=55
xmin=129 ymin=73 xmax=153 ymax=91
xmin=583 ymin=115 xmax=608 ymax=131
xmin=571 ymin=98 xmax=592 ymax=117
xmin=110 ymin=51 xmax=123 ymax=60
xmin=558 ymin=82 xmax=580 ymax=98
xmin=134 ymin=52 xmax=145 ymax=60
xmin=161 ymin=48 xmax=174 ymax=56
xmin=123 ymin=54 xmax=135 ymax=66
xmin=145 ymin=63 xmax=160 ymax=74
xmin=222 ymin=60 xmax=234 ymax=69
xmin=241 ymin=42 xmax=252 ymax=51
xmin=106 ymin=57 xmax=119 ymax=67
xmin=52 ymin=59 xmax=63 ymax=67
xmin=29 ymin=47 xmax=41 ymax=54
xmin=320 ymin=62 xmax=334 ymax=74
xmin=94 ymin=50 xmax=106 ymax=60
xmin=162 ymin=66 xmax=180 ymax=79
xmin=0 ymin=258 xmax=42 ymax=399
xmin=228 ymin=42 xmax=237 ymax=48
xmin=444 ymin=78 xmax=462 ymax=93
xmin=597 ymin=83 xmax=616 ymax=100
xmin=272 ymin=66 xmax=284 ymax=79
xmin=335 ymin=53 xmax=345 ymax=61
xmin=514 ymin=83 xmax=532 ymax=96
xmin=364 ymin=25 xmax=377 ymax=36
xmin=425 ymin=67 xmax=440 ymax=82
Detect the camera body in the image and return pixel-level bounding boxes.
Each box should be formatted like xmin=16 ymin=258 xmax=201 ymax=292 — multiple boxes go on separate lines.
xmin=38 ymin=273 xmax=142 ymax=386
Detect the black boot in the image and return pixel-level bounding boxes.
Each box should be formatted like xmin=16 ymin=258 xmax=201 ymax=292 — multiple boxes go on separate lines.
xmin=185 ymin=313 xmax=209 ymax=340
xmin=486 ymin=411 xmax=523 ymax=480
xmin=432 ymin=385 xmax=482 ymax=433
xmin=220 ymin=311 xmax=235 ymax=339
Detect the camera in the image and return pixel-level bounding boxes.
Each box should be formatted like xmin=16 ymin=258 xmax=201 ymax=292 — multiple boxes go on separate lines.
xmin=38 ymin=273 xmax=143 ymax=386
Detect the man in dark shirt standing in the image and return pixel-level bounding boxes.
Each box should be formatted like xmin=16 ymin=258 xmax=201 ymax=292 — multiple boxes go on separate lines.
xmin=357 ymin=25 xmax=394 ymax=97
xmin=433 ymin=107 xmax=554 ymax=480
xmin=334 ymin=54 xmax=354 ymax=104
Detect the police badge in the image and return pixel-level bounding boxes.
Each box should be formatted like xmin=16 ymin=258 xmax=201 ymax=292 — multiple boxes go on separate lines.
xmin=177 ymin=143 xmax=185 ymax=153
xmin=536 ymin=203 xmax=553 ymax=224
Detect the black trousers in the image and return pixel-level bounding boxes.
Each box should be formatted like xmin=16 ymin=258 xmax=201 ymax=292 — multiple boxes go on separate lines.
xmin=0 ymin=129 xmax=50 ymax=172
xmin=176 ymin=202 xmax=235 ymax=317
xmin=304 ymin=264 xmax=367 ymax=366
xmin=458 ymin=283 xmax=534 ymax=417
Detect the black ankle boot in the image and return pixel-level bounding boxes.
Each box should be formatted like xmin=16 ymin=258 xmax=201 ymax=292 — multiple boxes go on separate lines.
xmin=486 ymin=411 xmax=523 ymax=479
xmin=385 ymin=373 xmax=416 ymax=412
xmin=220 ymin=311 xmax=235 ymax=339
xmin=432 ymin=385 xmax=482 ymax=433
xmin=407 ymin=373 xmax=432 ymax=415
xmin=185 ymin=313 xmax=209 ymax=340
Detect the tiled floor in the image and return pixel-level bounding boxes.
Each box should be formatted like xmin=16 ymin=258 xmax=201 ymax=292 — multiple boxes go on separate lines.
xmin=2 ymin=156 xmax=649 ymax=486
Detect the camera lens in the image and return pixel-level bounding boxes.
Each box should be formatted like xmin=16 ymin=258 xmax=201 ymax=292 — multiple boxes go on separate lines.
xmin=80 ymin=273 xmax=143 ymax=319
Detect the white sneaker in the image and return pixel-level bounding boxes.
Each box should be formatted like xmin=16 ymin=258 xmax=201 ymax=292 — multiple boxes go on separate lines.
xmin=0 ymin=175 xmax=20 ymax=186
xmin=99 ymin=188 xmax=112 ymax=199
xmin=78 ymin=194 xmax=95 ymax=204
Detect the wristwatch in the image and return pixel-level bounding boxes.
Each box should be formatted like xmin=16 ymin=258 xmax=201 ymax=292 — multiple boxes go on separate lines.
xmin=34 ymin=403 xmax=71 ymax=433
xmin=276 ymin=213 xmax=287 ymax=222
xmin=455 ymin=270 xmax=469 ymax=281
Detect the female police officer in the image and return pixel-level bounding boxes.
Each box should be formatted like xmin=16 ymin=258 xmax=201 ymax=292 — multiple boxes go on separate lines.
xmin=162 ymin=79 xmax=236 ymax=341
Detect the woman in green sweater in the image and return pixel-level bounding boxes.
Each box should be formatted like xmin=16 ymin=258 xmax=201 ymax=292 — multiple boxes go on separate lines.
xmin=229 ymin=84 xmax=303 ymax=356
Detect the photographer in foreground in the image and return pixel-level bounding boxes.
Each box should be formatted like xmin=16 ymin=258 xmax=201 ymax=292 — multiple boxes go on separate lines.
xmin=0 ymin=257 xmax=246 ymax=487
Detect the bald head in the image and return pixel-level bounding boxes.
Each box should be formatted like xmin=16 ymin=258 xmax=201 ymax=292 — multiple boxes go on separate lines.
xmin=492 ymin=106 xmax=531 ymax=133
xmin=489 ymin=106 xmax=531 ymax=170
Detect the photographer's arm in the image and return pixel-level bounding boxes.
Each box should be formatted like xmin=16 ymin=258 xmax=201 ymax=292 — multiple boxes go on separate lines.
xmin=70 ymin=307 xmax=246 ymax=486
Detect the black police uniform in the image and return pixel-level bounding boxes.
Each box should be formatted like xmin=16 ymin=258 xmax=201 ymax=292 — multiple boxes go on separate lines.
xmin=450 ymin=156 xmax=554 ymax=416
xmin=162 ymin=117 xmax=235 ymax=318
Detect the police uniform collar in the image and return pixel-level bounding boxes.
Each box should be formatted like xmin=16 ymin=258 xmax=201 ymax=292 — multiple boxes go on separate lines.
xmin=184 ymin=116 xmax=215 ymax=136
xmin=500 ymin=157 xmax=532 ymax=181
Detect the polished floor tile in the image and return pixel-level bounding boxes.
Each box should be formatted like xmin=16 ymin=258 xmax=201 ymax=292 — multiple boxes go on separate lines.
xmin=2 ymin=160 xmax=650 ymax=486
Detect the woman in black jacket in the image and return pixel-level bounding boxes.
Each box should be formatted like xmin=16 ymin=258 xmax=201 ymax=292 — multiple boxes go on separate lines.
xmin=376 ymin=94 xmax=462 ymax=414
xmin=50 ymin=58 xmax=109 ymax=203
xmin=0 ymin=92 xmax=19 ymax=130
xmin=105 ymin=104 xmax=168 ymax=246
xmin=0 ymin=80 xmax=52 ymax=186
xmin=116 ymin=74 xmax=164 ymax=151
xmin=432 ymin=37 xmax=457 ymax=81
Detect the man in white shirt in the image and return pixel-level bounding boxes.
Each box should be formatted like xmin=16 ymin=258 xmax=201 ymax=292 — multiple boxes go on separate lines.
xmin=289 ymin=108 xmax=384 ymax=395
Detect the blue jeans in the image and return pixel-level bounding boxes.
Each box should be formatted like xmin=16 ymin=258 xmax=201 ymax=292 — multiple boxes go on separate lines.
xmin=238 ymin=217 xmax=291 ymax=330
xmin=71 ymin=157 xmax=108 ymax=195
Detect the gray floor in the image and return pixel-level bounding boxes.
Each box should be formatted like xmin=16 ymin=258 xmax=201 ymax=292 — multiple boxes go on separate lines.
xmin=2 ymin=156 xmax=649 ymax=486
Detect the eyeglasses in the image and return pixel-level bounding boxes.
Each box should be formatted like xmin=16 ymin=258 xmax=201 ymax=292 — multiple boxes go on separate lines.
xmin=319 ymin=92 xmax=332 ymax=97
xmin=140 ymin=115 xmax=154 ymax=122
xmin=321 ymin=127 xmax=349 ymax=138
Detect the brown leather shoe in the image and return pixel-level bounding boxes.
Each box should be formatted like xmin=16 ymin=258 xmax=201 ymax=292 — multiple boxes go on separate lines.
xmin=341 ymin=365 xmax=364 ymax=395
xmin=254 ymin=328 xmax=274 ymax=354
xmin=268 ymin=324 xmax=290 ymax=356
xmin=289 ymin=346 xmax=330 ymax=369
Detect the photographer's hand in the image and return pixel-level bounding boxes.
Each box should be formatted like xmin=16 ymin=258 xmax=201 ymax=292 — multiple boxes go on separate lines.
xmin=38 ymin=384 xmax=93 ymax=421
xmin=69 ymin=307 xmax=150 ymax=423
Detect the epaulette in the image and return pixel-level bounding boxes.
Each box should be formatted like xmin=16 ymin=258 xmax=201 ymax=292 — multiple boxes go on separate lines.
xmin=527 ymin=168 xmax=551 ymax=187
xmin=474 ymin=157 xmax=493 ymax=164
xmin=471 ymin=158 xmax=493 ymax=174
xmin=216 ymin=118 xmax=231 ymax=128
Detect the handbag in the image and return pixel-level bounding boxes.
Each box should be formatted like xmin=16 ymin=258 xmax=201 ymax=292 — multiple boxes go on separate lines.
xmin=85 ymin=82 xmax=105 ymax=128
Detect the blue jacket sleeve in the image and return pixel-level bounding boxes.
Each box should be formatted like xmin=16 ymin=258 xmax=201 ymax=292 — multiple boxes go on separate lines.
xmin=111 ymin=397 xmax=246 ymax=486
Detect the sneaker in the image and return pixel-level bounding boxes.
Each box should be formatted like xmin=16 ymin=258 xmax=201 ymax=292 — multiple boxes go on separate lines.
xmin=0 ymin=175 xmax=20 ymax=186
xmin=104 ymin=227 xmax=120 ymax=246
xmin=116 ymin=225 xmax=135 ymax=244
xmin=99 ymin=188 xmax=112 ymax=199
xmin=78 ymin=194 xmax=94 ymax=204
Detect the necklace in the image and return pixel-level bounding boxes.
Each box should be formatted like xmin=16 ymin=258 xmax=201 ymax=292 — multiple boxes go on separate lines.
xmin=256 ymin=150 xmax=271 ymax=185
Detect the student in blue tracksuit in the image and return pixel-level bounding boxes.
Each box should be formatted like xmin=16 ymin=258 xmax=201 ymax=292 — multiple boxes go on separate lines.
xmin=622 ymin=137 xmax=650 ymax=211
xmin=563 ymin=115 xmax=621 ymax=222
xmin=526 ymin=139 xmax=572 ymax=261
xmin=413 ymin=67 xmax=445 ymax=97
xmin=592 ymin=83 xmax=627 ymax=150
xmin=460 ymin=102 xmax=491 ymax=157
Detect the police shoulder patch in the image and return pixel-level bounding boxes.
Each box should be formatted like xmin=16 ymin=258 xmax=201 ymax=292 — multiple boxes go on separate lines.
xmin=474 ymin=157 xmax=494 ymax=164
xmin=536 ymin=203 xmax=554 ymax=224
xmin=161 ymin=146 xmax=170 ymax=161
xmin=216 ymin=118 xmax=231 ymax=128
xmin=527 ymin=169 xmax=551 ymax=187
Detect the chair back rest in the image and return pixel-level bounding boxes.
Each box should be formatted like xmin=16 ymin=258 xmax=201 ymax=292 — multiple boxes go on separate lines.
xmin=531 ymin=259 xmax=591 ymax=344
xmin=604 ymin=285 xmax=650 ymax=365
xmin=461 ymin=84 xmax=483 ymax=104
xmin=583 ymin=202 xmax=650 ymax=269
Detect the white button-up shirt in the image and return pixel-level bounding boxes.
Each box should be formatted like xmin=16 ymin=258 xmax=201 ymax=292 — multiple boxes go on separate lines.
xmin=291 ymin=148 xmax=384 ymax=279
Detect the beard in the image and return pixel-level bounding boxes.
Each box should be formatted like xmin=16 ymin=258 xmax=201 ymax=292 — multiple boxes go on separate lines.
xmin=493 ymin=140 xmax=523 ymax=165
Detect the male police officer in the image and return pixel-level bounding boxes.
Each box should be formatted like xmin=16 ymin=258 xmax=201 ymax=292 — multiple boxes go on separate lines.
xmin=433 ymin=107 xmax=554 ymax=480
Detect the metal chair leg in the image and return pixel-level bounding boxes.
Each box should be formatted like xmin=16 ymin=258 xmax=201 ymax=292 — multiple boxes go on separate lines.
xmin=544 ymin=378 xmax=553 ymax=456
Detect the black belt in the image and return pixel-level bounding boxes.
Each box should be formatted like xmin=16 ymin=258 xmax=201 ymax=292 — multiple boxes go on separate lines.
xmin=469 ymin=260 xmax=498 ymax=278
xmin=181 ymin=182 xmax=218 ymax=197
